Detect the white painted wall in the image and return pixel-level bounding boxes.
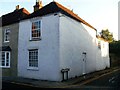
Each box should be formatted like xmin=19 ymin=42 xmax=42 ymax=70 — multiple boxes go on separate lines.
xmin=96 ymin=39 xmax=110 ymax=70
xmin=18 ymin=14 xmax=61 ymax=81
xmin=18 ymin=13 xmax=110 ymax=81
xmin=59 ymin=14 xmax=110 ymax=79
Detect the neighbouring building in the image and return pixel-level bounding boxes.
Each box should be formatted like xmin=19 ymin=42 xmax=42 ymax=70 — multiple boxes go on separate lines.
xmin=18 ymin=1 xmax=110 ymax=81
xmin=0 ymin=6 xmax=30 ymax=77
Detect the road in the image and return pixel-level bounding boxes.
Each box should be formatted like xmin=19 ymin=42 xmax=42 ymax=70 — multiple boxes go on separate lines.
xmin=65 ymin=68 xmax=120 ymax=89
xmin=85 ymin=69 xmax=120 ymax=88
xmin=2 ymin=68 xmax=120 ymax=90
xmin=2 ymin=82 xmax=41 ymax=90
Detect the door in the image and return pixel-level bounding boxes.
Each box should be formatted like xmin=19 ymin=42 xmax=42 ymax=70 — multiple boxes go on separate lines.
xmin=82 ymin=52 xmax=86 ymax=75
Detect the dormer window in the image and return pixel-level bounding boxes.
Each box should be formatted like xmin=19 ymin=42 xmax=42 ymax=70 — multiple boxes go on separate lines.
xmin=31 ymin=21 xmax=41 ymax=40
xmin=4 ymin=28 xmax=10 ymax=42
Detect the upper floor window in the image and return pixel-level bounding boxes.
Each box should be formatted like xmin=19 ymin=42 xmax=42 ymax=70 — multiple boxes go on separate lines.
xmin=31 ymin=21 xmax=41 ymax=40
xmin=4 ymin=29 xmax=10 ymax=42
xmin=0 ymin=51 xmax=10 ymax=68
xmin=98 ymin=41 xmax=101 ymax=49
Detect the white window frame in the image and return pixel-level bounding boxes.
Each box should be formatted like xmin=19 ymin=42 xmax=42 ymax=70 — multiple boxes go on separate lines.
xmin=28 ymin=49 xmax=38 ymax=69
xmin=31 ymin=20 xmax=41 ymax=40
xmin=0 ymin=51 xmax=10 ymax=68
xmin=4 ymin=28 xmax=10 ymax=42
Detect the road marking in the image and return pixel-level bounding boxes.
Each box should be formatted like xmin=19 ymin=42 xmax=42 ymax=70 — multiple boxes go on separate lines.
xmin=79 ymin=68 xmax=120 ymax=85
xmin=109 ymin=76 xmax=115 ymax=82
xmin=111 ymin=81 xmax=115 ymax=83
xmin=60 ymin=68 xmax=120 ymax=88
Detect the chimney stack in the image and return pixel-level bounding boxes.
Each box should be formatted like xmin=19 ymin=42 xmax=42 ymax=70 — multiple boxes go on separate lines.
xmin=16 ymin=5 xmax=20 ymax=10
xmin=33 ymin=0 xmax=43 ymax=12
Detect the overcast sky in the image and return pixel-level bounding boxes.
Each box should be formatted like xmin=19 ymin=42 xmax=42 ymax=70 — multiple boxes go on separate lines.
xmin=0 ymin=0 xmax=119 ymax=40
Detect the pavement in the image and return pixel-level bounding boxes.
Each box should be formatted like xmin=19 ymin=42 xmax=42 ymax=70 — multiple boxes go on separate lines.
xmin=2 ymin=66 xmax=120 ymax=88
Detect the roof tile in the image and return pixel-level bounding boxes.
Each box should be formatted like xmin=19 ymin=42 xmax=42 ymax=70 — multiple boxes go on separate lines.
xmin=1 ymin=8 xmax=30 ymax=26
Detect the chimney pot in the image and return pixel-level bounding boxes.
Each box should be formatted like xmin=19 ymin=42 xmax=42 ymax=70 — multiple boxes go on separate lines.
xmin=34 ymin=0 xmax=42 ymax=12
xmin=16 ymin=5 xmax=19 ymax=10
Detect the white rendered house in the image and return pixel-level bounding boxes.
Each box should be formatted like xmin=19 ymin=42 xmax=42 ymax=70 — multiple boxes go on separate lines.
xmin=18 ymin=1 xmax=110 ymax=81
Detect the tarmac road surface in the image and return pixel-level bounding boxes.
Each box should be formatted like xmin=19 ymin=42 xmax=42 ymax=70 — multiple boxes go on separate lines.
xmin=63 ymin=68 xmax=120 ymax=89
xmin=2 ymin=68 xmax=120 ymax=90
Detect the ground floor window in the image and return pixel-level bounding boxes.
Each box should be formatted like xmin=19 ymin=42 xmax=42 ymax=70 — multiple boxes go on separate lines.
xmin=29 ymin=49 xmax=38 ymax=68
xmin=0 ymin=51 xmax=10 ymax=68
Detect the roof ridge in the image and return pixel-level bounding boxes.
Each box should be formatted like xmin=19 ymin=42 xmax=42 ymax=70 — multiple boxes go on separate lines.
xmin=1 ymin=7 xmax=30 ymax=26
xmin=2 ymin=8 xmax=22 ymax=17
xmin=2 ymin=8 xmax=30 ymax=17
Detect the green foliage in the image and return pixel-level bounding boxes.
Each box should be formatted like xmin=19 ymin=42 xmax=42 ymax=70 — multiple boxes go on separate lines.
xmin=100 ymin=29 xmax=114 ymax=43
xmin=109 ymin=40 xmax=120 ymax=57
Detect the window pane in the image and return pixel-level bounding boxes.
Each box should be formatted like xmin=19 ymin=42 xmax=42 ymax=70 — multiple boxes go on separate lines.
xmin=32 ymin=23 xmax=35 ymax=29
xmin=39 ymin=21 xmax=41 ymax=28
xmin=2 ymin=61 xmax=5 ymax=66
xmin=98 ymin=41 xmax=101 ymax=49
xmin=6 ymin=52 xmax=9 ymax=59
xmin=34 ymin=22 xmax=38 ymax=29
xmin=4 ymin=29 xmax=10 ymax=42
xmin=32 ymin=21 xmax=41 ymax=39
xmin=29 ymin=50 xmax=38 ymax=68
xmin=6 ymin=63 xmax=9 ymax=66
xmin=0 ymin=52 xmax=10 ymax=67
xmin=2 ymin=52 xmax=5 ymax=66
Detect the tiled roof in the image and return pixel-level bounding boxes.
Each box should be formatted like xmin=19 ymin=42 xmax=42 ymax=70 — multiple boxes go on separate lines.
xmin=1 ymin=8 xmax=30 ymax=26
xmin=25 ymin=1 xmax=96 ymax=31
xmin=96 ymin=35 xmax=108 ymax=42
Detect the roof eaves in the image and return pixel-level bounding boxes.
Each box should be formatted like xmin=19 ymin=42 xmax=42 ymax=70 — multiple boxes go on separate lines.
xmin=54 ymin=1 xmax=97 ymax=31
xmin=21 ymin=1 xmax=97 ymax=31
xmin=23 ymin=8 xmax=30 ymax=15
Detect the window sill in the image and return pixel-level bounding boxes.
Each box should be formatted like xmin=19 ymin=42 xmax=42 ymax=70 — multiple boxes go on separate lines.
xmin=29 ymin=38 xmax=41 ymax=41
xmin=4 ymin=41 xmax=10 ymax=43
xmin=27 ymin=67 xmax=39 ymax=71
xmin=0 ymin=66 xmax=10 ymax=68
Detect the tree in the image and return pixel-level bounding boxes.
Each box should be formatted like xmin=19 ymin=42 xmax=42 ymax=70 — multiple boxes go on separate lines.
xmin=100 ymin=29 xmax=114 ymax=43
